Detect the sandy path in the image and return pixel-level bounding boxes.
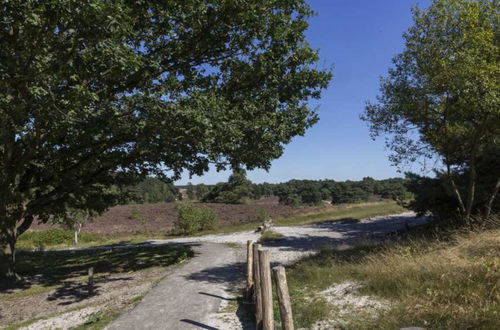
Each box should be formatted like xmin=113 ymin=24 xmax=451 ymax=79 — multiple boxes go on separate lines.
xmin=106 ymin=212 xmax=427 ymax=330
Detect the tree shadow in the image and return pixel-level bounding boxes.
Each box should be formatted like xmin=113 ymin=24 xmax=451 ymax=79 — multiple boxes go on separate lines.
xmin=47 ymin=276 xmax=133 ymax=305
xmin=184 ymin=261 xmax=245 ymax=287
xmin=261 ymin=214 xmax=429 ymax=253
xmin=1 ymin=243 xmax=196 ymax=299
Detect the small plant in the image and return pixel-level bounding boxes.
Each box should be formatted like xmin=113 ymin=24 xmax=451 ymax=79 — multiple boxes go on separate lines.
xmin=174 ymin=204 xmax=218 ymax=235
xmin=129 ymin=206 xmax=141 ymax=220
xmin=259 ymin=230 xmax=284 ymax=242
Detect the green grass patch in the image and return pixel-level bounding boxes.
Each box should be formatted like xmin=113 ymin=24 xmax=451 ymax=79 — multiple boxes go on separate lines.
xmin=17 ymin=229 xmax=106 ymax=250
xmin=285 ymin=229 xmax=500 ymax=329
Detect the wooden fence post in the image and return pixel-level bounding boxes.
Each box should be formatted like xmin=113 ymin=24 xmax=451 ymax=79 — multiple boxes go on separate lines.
xmin=88 ymin=267 xmax=94 ymax=295
xmin=259 ymin=249 xmax=273 ymax=330
xmin=273 ymin=266 xmax=294 ymax=330
xmin=253 ymin=243 xmax=263 ymax=328
xmin=246 ymin=240 xmax=254 ymax=299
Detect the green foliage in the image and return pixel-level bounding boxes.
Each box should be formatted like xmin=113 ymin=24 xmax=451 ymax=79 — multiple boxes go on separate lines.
xmin=194 ymin=184 xmax=210 ymax=201
xmin=174 ymin=204 xmax=218 ymax=235
xmin=406 ymin=147 xmax=500 ymax=221
xmin=186 ymin=183 xmax=196 ymax=200
xmin=126 ymin=177 xmax=179 ymax=204
xmin=362 ymin=0 xmax=499 ymax=221
xmin=0 ymin=0 xmax=331 ymax=279
xmin=203 ymin=168 xmax=254 ymax=204
xmin=273 ymin=177 xmax=411 ymax=206
xmin=129 ymin=206 xmax=141 ymax=220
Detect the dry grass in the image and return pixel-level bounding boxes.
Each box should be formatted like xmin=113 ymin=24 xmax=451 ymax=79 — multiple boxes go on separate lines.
xmin=286 ymin=229 xmax=500 ymax=329
xmin=259 ymin=230 xmax=284 ymax=242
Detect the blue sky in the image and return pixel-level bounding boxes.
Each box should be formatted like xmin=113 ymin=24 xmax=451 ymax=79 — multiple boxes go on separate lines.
xmin=178 ymin=0 xmax=430 ymax=185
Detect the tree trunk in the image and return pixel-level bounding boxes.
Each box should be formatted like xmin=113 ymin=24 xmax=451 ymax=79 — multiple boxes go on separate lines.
xmin=485 ymin=176 xmax=500 ymax=218
xmin=0 ymin=222 xmax=19 ymax=284
xmin=74 ymin=230 xmax=79 ymax=245
xmin=446 ymin=163 xmax=466 ymax=216
xmin=465 ymin=156 xmax=477 ymax=225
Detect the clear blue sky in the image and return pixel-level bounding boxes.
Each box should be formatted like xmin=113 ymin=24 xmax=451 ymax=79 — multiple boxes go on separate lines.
xmin=178 ymin=0 xmax=430 ymax=185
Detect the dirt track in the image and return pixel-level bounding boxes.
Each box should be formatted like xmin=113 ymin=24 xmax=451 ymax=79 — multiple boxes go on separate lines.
xmin=107 ymin=212 xmax=427 ymax=330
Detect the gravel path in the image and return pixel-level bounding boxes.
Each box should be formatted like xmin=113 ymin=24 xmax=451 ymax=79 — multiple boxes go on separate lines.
xmin=106 ymin=211 xmax=427 ymax=330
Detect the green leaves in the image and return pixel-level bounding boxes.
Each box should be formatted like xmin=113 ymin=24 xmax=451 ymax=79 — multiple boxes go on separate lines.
xmin=363 ymin=0 xmax=499 ymax=169
xmin=0 ymin=0 xmax=331 ymax=225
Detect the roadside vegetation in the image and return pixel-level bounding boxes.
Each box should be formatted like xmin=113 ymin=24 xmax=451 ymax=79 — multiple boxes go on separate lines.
xmin=285 ymin=224 xmax=500 ymax=329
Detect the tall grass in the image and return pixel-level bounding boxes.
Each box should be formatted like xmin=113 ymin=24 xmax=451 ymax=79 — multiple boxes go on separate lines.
xmin=286 ymin=229 xmax=500 ymax=329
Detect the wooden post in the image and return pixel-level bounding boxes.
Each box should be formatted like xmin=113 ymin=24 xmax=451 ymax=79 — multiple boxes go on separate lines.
xmin=88 ymin=267 xmax=94 ymax=295
xmin=253 ymin=243 xmax=263 ymax=328
xmin=246 ymin=240 xmax=254 ymax=299
xmin=273 ymin=266 xmax=294 ymax=330
xmin=259 ymin=249 xmax=273 ymax=330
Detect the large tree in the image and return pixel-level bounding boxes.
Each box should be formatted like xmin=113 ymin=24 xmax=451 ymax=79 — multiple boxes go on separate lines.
xmin=362 ymin=0 xmax=499 ymax=222
xmin=0 ymin=0 xmax=331 ymax=281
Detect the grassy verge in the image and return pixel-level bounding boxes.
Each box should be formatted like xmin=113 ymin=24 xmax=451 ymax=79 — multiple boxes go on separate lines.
xmin=285 ymin=228 xmax=500 ymax=329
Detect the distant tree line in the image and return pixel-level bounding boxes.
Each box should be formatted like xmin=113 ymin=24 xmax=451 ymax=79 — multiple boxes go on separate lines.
xmin=183 ymin=173 xmax=412 ymax=206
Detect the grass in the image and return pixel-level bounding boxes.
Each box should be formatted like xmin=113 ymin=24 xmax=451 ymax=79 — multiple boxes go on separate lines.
xmin=259 ymin=230 xmax=285 ymax=242
xmin=284 ymin=228 xmax=500 ymax=329
xmin=17 ymin=229 xmax=106 ymax=250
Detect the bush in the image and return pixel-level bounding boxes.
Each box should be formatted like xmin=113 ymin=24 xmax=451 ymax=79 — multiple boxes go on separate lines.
xmin=175 ymin=204 xmax=218 ymax=235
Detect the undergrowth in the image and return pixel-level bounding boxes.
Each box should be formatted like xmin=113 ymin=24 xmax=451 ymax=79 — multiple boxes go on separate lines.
xmin=286 ymin=227 xmax=500 ymax=329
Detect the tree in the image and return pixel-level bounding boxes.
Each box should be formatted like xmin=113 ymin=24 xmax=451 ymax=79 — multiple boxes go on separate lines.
xmin=127 ymin=177 xmax=178 ymax=203
xmin=186 ymin=183 xmax=196 ymax=200
xmin=203 ymin=168 xmax=254 ymax=203
xmin=0 ymin=0 xmax=331 ymax=282
xmin=362 ymin=0 xmax=499 ymax=223
xmin=195 ymin=184 xmax=210 ymax=201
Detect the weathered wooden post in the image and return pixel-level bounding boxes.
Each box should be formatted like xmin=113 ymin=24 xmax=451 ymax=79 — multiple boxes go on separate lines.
xmin=246 ymin=240 xmax=254 ymax=300
xmin=253 ymin=243 xmax=263 ymax=328
xmin=88 ymin=267 xmax=94 ymax=295
xmin=273 ymin=266 xmax=294 ymax=330
xmin=259 ymin=249 xmax=273 ymax=330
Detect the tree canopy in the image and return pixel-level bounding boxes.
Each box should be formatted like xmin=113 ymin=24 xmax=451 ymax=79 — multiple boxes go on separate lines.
xmin=0 ymin=0 xmax=331 ymax=281
xmin=362 ymin=0 xmax=499 ymax=222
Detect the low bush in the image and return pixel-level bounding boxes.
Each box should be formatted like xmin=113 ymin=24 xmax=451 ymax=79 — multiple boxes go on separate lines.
xmin=174 ymin=203 xmax=218 ymax=235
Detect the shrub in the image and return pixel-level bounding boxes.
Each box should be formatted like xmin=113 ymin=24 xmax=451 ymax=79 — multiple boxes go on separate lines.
xmin=129 ymin=206 xmax=141 ymax=220
xmin=175 ymin=204 xmax=218 ymax=235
